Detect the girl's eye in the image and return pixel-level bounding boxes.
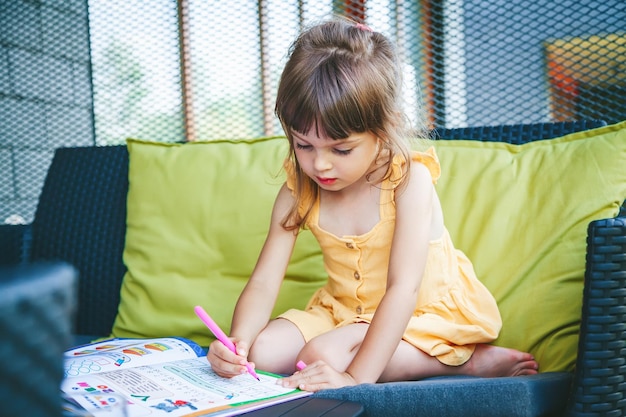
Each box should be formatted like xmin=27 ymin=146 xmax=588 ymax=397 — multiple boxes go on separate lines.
xmin=295 ymin=143 xmax=312 ymax=151
xmin=334 ymin=148 xmax=352 ymax=155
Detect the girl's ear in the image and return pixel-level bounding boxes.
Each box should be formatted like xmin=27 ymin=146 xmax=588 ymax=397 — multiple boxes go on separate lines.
xmin=374 ymin=137 xmax=385 ymax=163
xmin=376 ymin=136 xmax=390 ymax=154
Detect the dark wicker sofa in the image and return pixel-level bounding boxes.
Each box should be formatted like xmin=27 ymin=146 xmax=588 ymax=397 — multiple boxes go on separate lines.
xmin=1 ymin=119 xmax=625 ymax=417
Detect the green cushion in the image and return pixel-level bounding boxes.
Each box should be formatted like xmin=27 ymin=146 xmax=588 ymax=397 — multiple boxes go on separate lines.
xmin=112 ymin=137 xmax=327 ymax=346
xmin=432 ymin=121 xmax=626 ymax=372
xmin=113 ymin=121 xmax=626 ymax=374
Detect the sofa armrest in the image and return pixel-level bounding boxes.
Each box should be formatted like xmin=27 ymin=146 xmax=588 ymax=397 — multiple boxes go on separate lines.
xmin=0 ymin=224 xmax=31 ymax=266
xmin=567 ymin=201 xmax=626 ymax=416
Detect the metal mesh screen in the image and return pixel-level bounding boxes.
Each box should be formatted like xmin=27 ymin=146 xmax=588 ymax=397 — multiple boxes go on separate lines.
xmin=1 ymin=0 xmax=624 ymax=223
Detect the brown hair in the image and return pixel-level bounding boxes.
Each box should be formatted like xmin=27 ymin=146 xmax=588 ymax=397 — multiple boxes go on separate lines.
xmin=275 ymin=18 xmax=413 ymax=230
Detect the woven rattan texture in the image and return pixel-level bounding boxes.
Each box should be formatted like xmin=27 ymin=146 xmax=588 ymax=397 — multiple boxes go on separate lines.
xmin=30 ymin=146 xmax=129 ymax=337
xmin=568 ymin=215 xmax=626 ymax=417
xmin=0 ymin=263 xmax=76 ymax=417
xmin=0 ymin=224 xmax=31 ymax=265
xmin=434 ymin=119 xmax=608 ymax=144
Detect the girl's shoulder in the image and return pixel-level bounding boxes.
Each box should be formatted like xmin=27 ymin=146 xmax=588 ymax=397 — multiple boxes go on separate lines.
xmin=282 ymin=157 xmax=316 ymax=219
xmin=283 ymin=158 xmax=296 ymax=193
xmin=391 ymin=147 xmax=441 ymax=185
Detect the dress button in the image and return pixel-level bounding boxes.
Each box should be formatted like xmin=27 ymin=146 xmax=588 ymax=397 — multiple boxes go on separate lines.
xmin=354 ymin=271 xmax=360 ymax=280
xmin=356 ymin=306 xmax=362 ymax=314
xmin=346 ymin=242 xmax=354 ymax=249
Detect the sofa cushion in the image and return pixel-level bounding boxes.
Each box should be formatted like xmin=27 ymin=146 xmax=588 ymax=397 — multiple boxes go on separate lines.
xmin=314 ymin=372 xmax=572 ymax=417
xmin=431 ymin=121 xmax=626 ymax=372
xmin=112 ymin=137 xmax=327 ymax=346
xmin=113 ymin=122 xmax=626 ymax=374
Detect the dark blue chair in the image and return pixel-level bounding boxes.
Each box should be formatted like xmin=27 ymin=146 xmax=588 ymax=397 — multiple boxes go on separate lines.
xmin=0 ymin=262 xmax=77 ymax=417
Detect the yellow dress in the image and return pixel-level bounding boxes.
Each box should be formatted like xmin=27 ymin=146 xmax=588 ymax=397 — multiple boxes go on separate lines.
xmin=279 ymin=148 xmax=502 ymax=366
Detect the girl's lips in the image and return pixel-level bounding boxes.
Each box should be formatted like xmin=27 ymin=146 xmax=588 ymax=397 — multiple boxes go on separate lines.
xmin=317 ymin=177 xmax=337 ymax=185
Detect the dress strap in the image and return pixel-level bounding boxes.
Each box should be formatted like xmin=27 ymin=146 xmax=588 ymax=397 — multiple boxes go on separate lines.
xmin=283 ymin=158 xmax=317 ymax=223
xmin=379 ymin=147 xmax=442 ymax=219
xmin=412 ymin=147 xmax=441 ymax=184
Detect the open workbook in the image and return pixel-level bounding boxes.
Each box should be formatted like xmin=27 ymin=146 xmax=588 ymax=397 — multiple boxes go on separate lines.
xmin=62 ymin=337 xmax=311 ymax=417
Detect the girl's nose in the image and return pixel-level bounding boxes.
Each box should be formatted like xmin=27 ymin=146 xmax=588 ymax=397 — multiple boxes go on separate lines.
xmin=314 ymin=152 xmax=332 ymax=171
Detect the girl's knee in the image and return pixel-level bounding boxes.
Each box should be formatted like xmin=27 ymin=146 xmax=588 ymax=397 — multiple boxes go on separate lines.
xmin=298 ymin=336 xmax=335 ymax=364
xmin=297 ymin=324 xmax=368 ymax=371
xmin=248 ymin=328 xmax=279 ymax=364
xmin=248 ymin=319 xmax=306 ymax=373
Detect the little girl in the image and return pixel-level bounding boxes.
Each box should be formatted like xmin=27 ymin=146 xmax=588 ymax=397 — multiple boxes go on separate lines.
xmin=207 ymin=18 xmax=538 ymax=391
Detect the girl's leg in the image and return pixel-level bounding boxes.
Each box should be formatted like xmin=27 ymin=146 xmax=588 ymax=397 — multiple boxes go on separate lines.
xmin=296 ymin=323 xmax=369 ymax=372
xmin=381 ymin=340 xmax=539 ymax=381
xmin=296 ymin=323 xmax=538 ymax=382
xmin=248 ymin=318 xmax=306 ymax=375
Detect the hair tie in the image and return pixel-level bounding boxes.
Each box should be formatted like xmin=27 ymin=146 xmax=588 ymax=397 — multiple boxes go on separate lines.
xmin=355 ymin=23 xmax=373 ymax=32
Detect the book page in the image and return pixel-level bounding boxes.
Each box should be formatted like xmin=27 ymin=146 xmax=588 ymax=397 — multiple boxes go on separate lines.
xmin=62 ymin=356 xmax=309 ymax=417
xmin=64 ymin=338 xmax=203 ymax=378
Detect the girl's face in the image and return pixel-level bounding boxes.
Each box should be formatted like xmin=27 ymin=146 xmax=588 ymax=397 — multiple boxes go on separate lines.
xmin=292 ymin=129 xmax=380 ymax=191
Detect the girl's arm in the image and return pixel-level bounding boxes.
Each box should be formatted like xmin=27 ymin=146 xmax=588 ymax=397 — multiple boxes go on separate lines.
xmin=347 ymin=162 xmax=439 ymax=384
xmin=208 ymin=184 xmax=298 ymax=376
xmin=231 ymin=184 xmax=298 ymax=342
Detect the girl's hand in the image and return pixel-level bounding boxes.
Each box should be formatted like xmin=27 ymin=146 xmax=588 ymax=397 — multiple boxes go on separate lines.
xmin=279 ymin=360 xmax=358 ymax=392
xmin=207 ymin=338 xmax=255 ymax=378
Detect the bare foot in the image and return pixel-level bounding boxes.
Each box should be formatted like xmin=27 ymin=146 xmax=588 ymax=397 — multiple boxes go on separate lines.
xmin=460 ymin=344 xmax=538 ymax=377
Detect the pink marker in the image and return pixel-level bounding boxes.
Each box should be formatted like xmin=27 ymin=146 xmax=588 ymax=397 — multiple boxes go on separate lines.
xmin=296 ymin=360 xmax=307 ymax=371
xmin=194 ymin=305 xmax=260 ymax=381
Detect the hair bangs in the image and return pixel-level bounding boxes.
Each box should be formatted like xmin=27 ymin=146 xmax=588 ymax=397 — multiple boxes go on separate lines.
xmin=279 ymin=56 xmax=381 ymax=140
